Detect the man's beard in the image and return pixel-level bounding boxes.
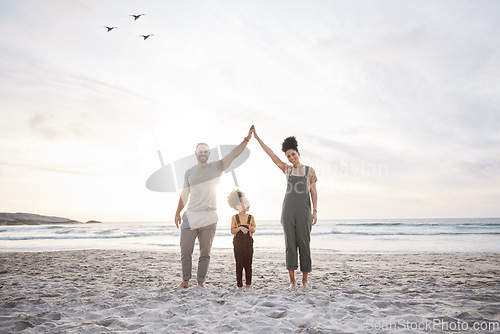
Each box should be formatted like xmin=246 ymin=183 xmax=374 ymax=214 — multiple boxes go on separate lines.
xmin=197 ymin=155 xmax=208 ymax=163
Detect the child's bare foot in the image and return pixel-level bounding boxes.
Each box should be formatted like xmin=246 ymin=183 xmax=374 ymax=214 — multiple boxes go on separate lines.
xmin=237 ymin=286 xmax=244 ymax=291
xmin=288 ymin=282 xmax=297 ymax=291
xmin=302 ymin=281 xmax=311 ymax=291
xmin=174 ymin=280 xmax=189 ymax=290
xmin=245 ymin=285 xmax=252 ymax=291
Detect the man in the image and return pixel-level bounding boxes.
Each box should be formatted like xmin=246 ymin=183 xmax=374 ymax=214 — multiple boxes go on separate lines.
xmin=174 ymin=126 xmax=253 ymax=289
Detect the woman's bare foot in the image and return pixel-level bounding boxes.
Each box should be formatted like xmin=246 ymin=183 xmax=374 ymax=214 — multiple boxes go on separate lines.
xmin=245 ymin=285 xmax=252 ymax=291
xmin=197 ymin=282 xmax=205 ymax=288
xmin=302 ymin=281 xmax=311 ymax=291
xmin=288 ymin=282 xmax=297 ymax=291
xmin=237 ymin=286 xmax=244 ymax=291
xmin=174 ymin=280 xmax=189 ymax=290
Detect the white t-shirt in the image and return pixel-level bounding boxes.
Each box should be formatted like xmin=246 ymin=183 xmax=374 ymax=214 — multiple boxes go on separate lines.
xmin=182 ymin=161 xmax=223 ymax=229
xmin=184 ymin=161 xmax=223 ymax=212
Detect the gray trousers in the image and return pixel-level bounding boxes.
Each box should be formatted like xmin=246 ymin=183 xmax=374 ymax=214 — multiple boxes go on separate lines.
xmin=180 ymin=223 xmax=217 ymax=282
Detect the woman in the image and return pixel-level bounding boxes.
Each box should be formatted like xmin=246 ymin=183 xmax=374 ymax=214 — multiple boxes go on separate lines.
xmin=253 ymin=127 xmax=318 ymax=290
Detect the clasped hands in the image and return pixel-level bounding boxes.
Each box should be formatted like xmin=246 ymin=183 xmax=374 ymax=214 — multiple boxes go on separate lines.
xmin=238 ymin=226 xmax=255 ymax=234
xmin=245 ymin=125 xmax=260 ymax=142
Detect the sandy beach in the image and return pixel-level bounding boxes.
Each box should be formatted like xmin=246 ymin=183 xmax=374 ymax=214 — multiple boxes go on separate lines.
xmin=0 ymin=250 xmax=499 ymax=333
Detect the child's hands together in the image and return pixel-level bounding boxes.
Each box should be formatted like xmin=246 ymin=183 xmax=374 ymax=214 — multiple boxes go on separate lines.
xmin=239 ymin=226 xmax=249 ymax=234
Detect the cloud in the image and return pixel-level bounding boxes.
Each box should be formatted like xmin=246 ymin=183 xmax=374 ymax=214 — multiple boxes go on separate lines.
xmin=316 ymin=132 xmax=400 ymax=162
xmin=0 ymin=160 xmax=97 ymax=176
xmin=0 ymin=41 xmax=150 ymax=100
xmin=67 ymin=73 xmax=152 ymax=101
xmin=15 ymin=0 xmax=92 ymax=19
xmin=458 ymin=158 xmax=500 ymax=179
xmin=29 ymin=110 xmax=89 ymax=140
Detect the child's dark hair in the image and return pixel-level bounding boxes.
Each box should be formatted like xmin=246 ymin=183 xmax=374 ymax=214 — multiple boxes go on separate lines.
xmin=281 ymin=136 xmax=298 ymax=153
xmin=227 ymin=189 xmax=244 ymax=210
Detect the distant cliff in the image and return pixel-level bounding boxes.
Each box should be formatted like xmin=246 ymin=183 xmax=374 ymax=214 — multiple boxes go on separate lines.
xmin=0 ymin=213 xmax=101 ymax=225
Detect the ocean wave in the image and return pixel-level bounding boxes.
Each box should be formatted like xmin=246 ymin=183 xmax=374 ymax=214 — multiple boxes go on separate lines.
xmin=335 ymin=222 xmax=500 ymax=227
xmin=2 ymin=231 xmax=498 ymax=241
xmin=0 ymin=235 xmax=137 ymax=241
xmin=145 ymin=242 xmax=180 ymax=247
xmin=54 ymin=229 xmax=75 ymax=234
xmin=94 ymin=229 xmax=119 ymax=235
xmin=324 ymin=231 xmax=500 ymax=236
xmin=0 ymin=232 xmax=173 ymax=241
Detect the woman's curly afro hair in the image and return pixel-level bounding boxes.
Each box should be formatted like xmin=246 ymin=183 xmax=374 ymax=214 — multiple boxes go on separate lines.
xmin=281 ymin=136 xmax=298 ymax=153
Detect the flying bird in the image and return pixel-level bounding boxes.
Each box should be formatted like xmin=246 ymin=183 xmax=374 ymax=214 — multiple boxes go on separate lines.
xmin=139 ymin=34 xmax=154 ymax=40
xmin=103 ymin=26 xmax=118 ymax=32
xmin=130 ymin=14 xmax=146 ymax=20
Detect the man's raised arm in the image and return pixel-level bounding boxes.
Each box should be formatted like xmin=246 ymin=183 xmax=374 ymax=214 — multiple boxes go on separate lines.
xmin=221 ymin=125 xmax=253 ymax=171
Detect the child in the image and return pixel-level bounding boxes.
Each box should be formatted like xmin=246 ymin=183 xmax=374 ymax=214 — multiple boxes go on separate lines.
xmin=227 ymin=189 xmax=256 ymax=291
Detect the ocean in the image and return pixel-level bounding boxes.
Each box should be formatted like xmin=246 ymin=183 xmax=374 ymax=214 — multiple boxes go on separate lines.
xmin=1 ymin=218 xmax=499 ymax=253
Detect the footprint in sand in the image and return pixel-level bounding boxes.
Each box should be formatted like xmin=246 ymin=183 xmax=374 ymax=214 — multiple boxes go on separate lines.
xmin=267 ymin=310 xmax=287 ymax=319
xmin=14 ymin=321 xmax=34 ymax=331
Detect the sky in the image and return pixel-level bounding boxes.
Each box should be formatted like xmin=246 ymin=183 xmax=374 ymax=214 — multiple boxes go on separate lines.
xmin=1 ymin=0 xmax=499 ymax=222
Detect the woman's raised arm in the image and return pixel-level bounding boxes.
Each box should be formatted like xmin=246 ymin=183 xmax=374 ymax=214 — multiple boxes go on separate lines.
xmin=253 ymin=127 xmax=286 ymax=172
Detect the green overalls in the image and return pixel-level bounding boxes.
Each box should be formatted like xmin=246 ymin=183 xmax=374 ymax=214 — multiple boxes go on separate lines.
xmin=281 ymin=165 xmax=312 ymax=272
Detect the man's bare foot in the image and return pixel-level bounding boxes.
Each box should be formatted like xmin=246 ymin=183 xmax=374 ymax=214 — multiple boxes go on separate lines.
xmin=288 ymin=282 xmax=297 ymax=291
xmin=245 ymin=285 xmax=252 ymax=291
xmin=302 ymin=281 xmax=311 ymax=291
xmin=174 ymin=281 xmax=189 ymax=290
xmin=197 ymin=282 xmax=205 ymax=288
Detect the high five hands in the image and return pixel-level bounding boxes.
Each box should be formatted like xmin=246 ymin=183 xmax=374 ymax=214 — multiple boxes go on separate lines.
xmin=251 ymin=125 xmax=260 ymax=140
xmin=246 ymin=125 xmax=255 ymax=141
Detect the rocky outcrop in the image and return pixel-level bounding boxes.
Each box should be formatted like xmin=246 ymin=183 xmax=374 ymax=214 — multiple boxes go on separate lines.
xmin=0 ymin=213 xmax=101 ymax=225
